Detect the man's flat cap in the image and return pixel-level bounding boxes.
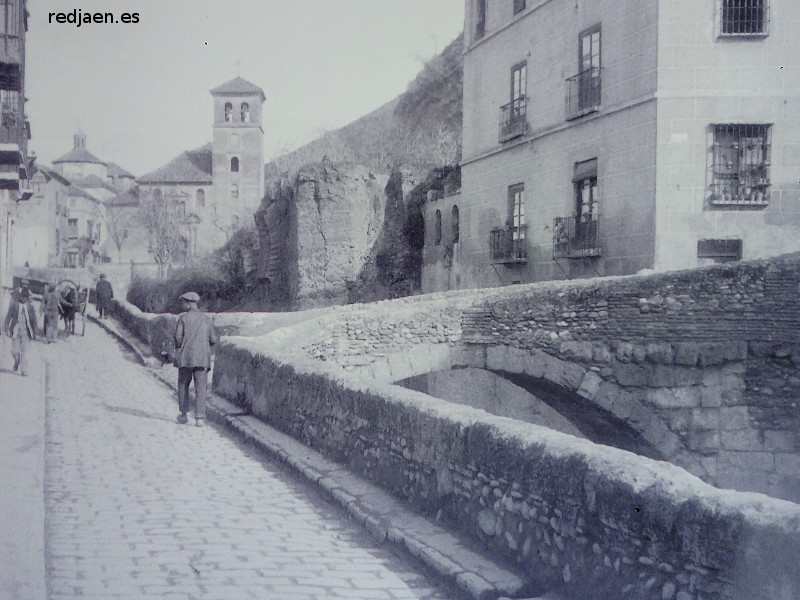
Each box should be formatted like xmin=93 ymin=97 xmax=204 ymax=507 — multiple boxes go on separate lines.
xmin=180 ymin=291 xmax=200 ymax=302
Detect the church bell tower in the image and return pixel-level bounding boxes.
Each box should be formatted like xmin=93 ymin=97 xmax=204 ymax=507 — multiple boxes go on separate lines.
xmin=210 ymin=77 xmax=266 ymax=231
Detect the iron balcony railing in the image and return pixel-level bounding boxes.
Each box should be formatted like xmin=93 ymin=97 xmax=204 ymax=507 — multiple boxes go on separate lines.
xmin=499 ymin=96 xmax=528 ymax=142
xmin=565 ymin=67 xmax=601 ymax=120
xmin=553 ymin=214 xmax=601 ymax=258
xmin=490 ymin=224 xmax=527 ymax=264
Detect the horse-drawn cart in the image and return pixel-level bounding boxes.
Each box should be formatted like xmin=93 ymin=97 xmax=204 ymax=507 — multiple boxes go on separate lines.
xmin=55 ymin=279 xmax=88 ymax=336
xmin=11 ymin=275 xmax=88 ymax=336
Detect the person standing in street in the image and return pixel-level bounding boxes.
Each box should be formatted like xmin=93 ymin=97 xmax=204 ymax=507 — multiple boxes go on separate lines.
xmin=95 ymin=274 xmax=114 ymax=319
xmin=41 ymin=284 xmax=60 ymax=343
xmin=173 ymin=291 xmax=217 ymax=427
xmin=4 ymin=288 xmax=37 ymax=375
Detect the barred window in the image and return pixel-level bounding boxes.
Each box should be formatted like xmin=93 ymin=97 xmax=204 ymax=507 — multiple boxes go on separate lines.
xmin=721 ymin=0 xmax=768 ymax=35
xmin=709 ymin=124 xmax=771 ymax=206
xmin=697 ymin=239 xmax=742 ymax=263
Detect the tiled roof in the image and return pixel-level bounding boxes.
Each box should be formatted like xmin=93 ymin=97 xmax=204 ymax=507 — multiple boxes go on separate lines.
xmin=137 ymin=144 xmax=213 ymax=184
xmin=34 ymin=164 xmax=71 ymax=186
xmin=106 ymin=185 xmax=139 ymax=207
xmin=52 ymin=147 xmax=106 ymax=165
xmin=66 ymin=184 xmax=100 ymax=202
xmin=107 ymin=162 xmax=135 ymax=178
xmin=210 ymin=77 xmax=265 ymax=100
xmin=71 ymin=173 xmax=118 ymax=192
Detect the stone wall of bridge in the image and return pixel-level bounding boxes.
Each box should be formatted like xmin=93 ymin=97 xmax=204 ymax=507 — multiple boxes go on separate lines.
xmin=212 ymin=343 xmax=800 ymax=600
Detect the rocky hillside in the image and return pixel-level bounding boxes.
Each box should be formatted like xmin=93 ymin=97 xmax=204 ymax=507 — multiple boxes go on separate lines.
xmin=267 ymin=34 xmax=463 ymax=178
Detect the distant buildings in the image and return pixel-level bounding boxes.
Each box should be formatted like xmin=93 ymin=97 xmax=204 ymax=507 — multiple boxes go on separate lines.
xmin=9 ymin=76 xmax=266 ymax=273
xmin=11 ymin=131 xmax=137 ymax=269
xmin=424 ymin=0 xmax=800 ymax=292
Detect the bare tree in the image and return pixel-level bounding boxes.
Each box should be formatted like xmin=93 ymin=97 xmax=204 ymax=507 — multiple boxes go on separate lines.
xmin=102 ymin=200 xmax=139 ymax=263
xmin=138 ymin=190 xmax=187 ymax=278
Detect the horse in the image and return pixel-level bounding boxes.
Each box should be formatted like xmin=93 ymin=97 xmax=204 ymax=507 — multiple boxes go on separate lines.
xmin=59 ymin=286 xmax=78 ymax=335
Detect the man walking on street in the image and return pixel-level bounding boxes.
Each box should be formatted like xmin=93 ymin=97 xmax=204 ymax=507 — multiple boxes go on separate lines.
xmin=95 ymin=274 xmax=113 ymax=319
xmin=174 ymin=291 xmax=217 ymax=427
xmin=4 ymin=288 xmax=37 ymax=375
xmin=41 ymin=284 xmax=60 ymax=343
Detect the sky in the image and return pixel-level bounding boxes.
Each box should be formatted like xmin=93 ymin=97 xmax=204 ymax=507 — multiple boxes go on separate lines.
xmin=25 ymin=0 xmax=465 ymax=176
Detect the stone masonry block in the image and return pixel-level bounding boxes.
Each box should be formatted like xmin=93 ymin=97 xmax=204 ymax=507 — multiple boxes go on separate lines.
xmin=646 ymin=388 xmax=701 ymax=409
xmin=560 ymin=361 xmax=585 ymax=391
xmin=542 ymin=353 xmax=564 ymax=385
xmin=691 ymin=408 xmax=721 ymax=430
xmin=724 ymin=341 xmax=749 ymax=362
xmin=577 ymin=371 xmax=604 ymax=401
xmin=721 ymin=429 xmax=764 ymax=452
xmin=649 ymin=365 xmax=677 ymax=387
xmin=674 ymin=342 xmax=700 ymax=366
xmin=775 ymin=453 xmax=800 ymax=476
xmin=503 ymin=346 xmax=534 ymax=376
xmin=717 ymin=450 xmax=775 ymax=473
xmin=593 ymin=382 xmax=619 ymax=413
xmin=559 ymin=341 xmax=594 ymax=362
xmin=720 ymin=407 xmax=751 ymax=430
xmin=614 ymin=363 xmax=651 ymax=387
xmin=763 ymin=430 xmax=797 ymax=453
xmin=452 ymin=345 xmax=486 ymax=369
xmin=686 ymin=430 xmax=721 ymax=454
xmin=608 ymin=390 xmax=635 ymax=421
xmin=646 ymin=343 xmax=674 ymax=365
xmin=698 ymin=343 xmax=726 ymax=367
xmin=592 ymin=343 xmax=612 ymax=363
xmin=523 ymin=348 xmax=548 ymax=379
xmin=486 ymin=345 xmax=510 ymax=372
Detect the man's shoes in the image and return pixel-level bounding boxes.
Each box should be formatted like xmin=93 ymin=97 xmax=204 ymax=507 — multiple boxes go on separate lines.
xmin=195 ymin=418 xmax=204 ymax=428
xmin=176 ymin=413 xmax=188 ymax=425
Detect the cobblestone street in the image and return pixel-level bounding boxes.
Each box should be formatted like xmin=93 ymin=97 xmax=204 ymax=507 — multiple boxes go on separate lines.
xmin=41 ymin=322 xmax=460 ymax=600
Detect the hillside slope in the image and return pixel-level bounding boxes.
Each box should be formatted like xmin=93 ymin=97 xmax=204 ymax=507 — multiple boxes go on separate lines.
xmin=267 ymin=33 xmax=463 ymax=177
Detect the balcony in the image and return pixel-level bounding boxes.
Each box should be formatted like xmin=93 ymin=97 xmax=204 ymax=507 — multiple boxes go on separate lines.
xmin=499 ymin=97 xmax=528 ymax=142
xmin=565 ymin=67 xmax=601 ymax=120
xmin=709 ymin=181 xmax=770 ymax=207
xmin=490 ymin=225 xmax=527 ymax=264
xmin=553 ymin=214 xmax=601 ymax=258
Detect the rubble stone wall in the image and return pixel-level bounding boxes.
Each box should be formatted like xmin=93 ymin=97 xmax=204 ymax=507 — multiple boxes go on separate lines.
xmin=212 ymin=344 xmax=800 ymax=600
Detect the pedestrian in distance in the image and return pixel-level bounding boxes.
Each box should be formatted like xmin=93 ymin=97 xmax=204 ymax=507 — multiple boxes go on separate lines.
xmin=41 ymin=284 xmax=61 ymax=343
xmin=173 ymin=291 xmax=217 ymax=427
xmin=95 ymin=273 xmax=113 ymax=319
xmin=4 ymin=287 xmax=37 ymax=375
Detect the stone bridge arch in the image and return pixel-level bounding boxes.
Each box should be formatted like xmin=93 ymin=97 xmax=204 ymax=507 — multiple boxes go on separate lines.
xmin=378 ymin=340 xmax=681 ymax=463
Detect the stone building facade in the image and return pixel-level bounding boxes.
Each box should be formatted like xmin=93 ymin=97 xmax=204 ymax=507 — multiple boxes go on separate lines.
xmin=424 ymin=0 xmax=800 ymax=291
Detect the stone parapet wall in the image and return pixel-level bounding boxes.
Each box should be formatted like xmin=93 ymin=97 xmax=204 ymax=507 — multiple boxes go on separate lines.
xmin=212 ymin=342 xmax=800 ymax=600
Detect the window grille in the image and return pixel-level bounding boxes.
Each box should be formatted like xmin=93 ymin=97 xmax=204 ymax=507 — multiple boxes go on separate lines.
xmin=709 ymin=124 xmax=771 ymax=206
xmin=451 ymin=205 xmax=460 ymax=244
xmin=721 ymin=0 xmax=768 ymax=35
xmin=697 ymin=239 xmax=742 ymax=263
